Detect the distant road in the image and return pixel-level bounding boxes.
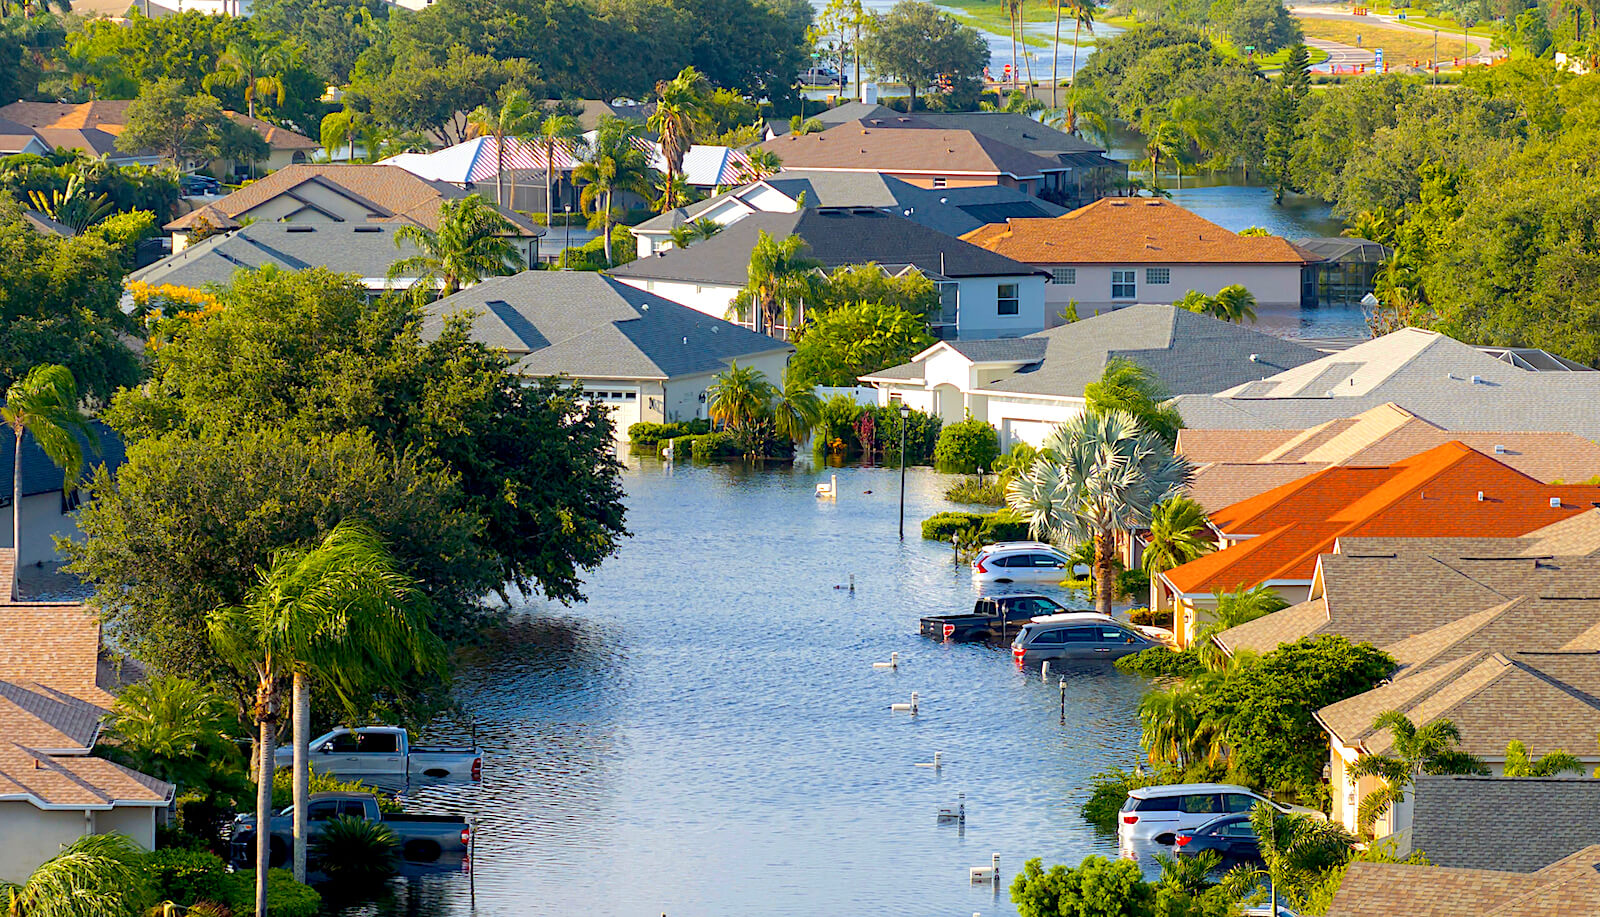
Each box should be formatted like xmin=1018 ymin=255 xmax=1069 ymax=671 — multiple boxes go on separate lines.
xmin=1292 ymin=6 xmax=1496 ymax=63
xmin=1305 ymin=36 xmax=1376 ymax=70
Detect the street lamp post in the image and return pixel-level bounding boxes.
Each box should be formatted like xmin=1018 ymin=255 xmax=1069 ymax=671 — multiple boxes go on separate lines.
xmin=563 ymin=202 xmax=572 ymax=268
xmin=898 ymin=404 xmax=910 ymax=540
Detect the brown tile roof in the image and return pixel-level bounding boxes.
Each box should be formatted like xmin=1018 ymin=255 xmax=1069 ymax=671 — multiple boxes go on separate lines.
xmin=756 ymin=118 xmax=1065 ymax=179
xmin=0 ymin=101 xmax=317 ymax=152
xmin=959 ymin=198 xmax=1313 ymax=265
xmin=1186 ymin=462 xmax=1331 ymax=513
xmin=225 ymin=112 xmax=319 ymax=150
xmin=165 ymin=203 xmax=242 ymax=232
xmin=0 ymin=603 xmax=116 ymax=752
xmin=0 ymin=743 xmax=171 ymax=809
xmin=160 ymin=164 xmax=540 ymax=236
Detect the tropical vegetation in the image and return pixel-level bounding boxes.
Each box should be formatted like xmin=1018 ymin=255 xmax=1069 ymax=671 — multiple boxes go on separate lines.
xmin=388 ymin=195 xmax=526 ymax=300
xmin=1348 ymin=711 xmax=1487 ymax=836
xmin=3 ymin=363 xmax=93 ymax=596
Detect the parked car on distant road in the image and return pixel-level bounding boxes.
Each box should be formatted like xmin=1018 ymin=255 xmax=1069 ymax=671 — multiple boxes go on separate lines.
xmin=273 ymin=726 xmax=481 ymax=781
xmin=920 ymin=593 xmax=1070 ymax=642
xmin=972 ymin=544 xmax=1081 ymax=584
xmin=1010 ymin=613 xmax=1156 ymax=664
xmin=1118 ymin=783 xmax=1325 ymax=850
xmin=229 ymin=792 xmax=470 ymax=867
xmin=1173 ymin=813 xmax=1261 ymax=863
xmin=800 ymin=66 xmax=847 ymax=86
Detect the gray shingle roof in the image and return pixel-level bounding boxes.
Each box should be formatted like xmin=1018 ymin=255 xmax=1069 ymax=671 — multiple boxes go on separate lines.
xmin=0 ymin=421 xmax=124 ymax=502
xmin=904 ymin=111 xmax=1106 ymax=155
xmin=129 ymin=223 xmax=424 ymax=290
xmin=423 ymin=272 xmax=791 ymax=381
xmin=609 ymin=208 xmax=1040 ymax=285
xmin=1404 ymin=776 xmax=1600 ymax=873
xmin=1175 ymin=329 xmax=1600 ymax=437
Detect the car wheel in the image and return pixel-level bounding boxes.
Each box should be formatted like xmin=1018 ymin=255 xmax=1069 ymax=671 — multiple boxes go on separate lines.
xmin=403 ymin=839 xmax=442 ymax=863
xmin=1154 ymin=833 xmax=1176 ymax=846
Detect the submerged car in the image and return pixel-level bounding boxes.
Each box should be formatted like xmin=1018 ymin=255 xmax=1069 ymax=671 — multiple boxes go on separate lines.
xmin=972 ymin=544 xmax=1078 ymax=584
xmin=1010 ymin=613 xmax=1157 ymax=664
xmin=1118 ymin=783 xmax=1325 ymax=850
xmin=1173 ymin=813 xmax=1261 ymax=863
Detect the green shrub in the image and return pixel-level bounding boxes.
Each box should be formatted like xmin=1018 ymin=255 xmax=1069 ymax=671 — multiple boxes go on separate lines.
xmin=922 ymin=510 xmax=987 ymax=541
xmin=661 ymin=434 xmax=694 ymax=458
xmin=310 ymin=815 xmax=399 ymax=882
xmin=1117 ymin=568 xmax=1150 ymax=601
xmin=934 ymin=417 xmax=1000 ymax=473
xmin=944 ymin=474 xmax=1006 ymax=505
xmin=979 ymin=510 xmax=1029 ymax=543
xmin=814 ymin=398 xmax=941 ymax=464
xmin=1127 ymin=606 xmax=1173 ymax=630
xmin=1114 ymin=645 xmax=1204 ymax=679
xmin=1080 ymin=767 xmax=1174 ymax=834
xmin=690 ymin=431 xmax=738 ymax=460
xmin=147 ymin=848 xmax=230 ymax=906
xmin=223 ymin=869 xmax=321 ymax=917
xmin=630 ymin=420 xmax=711 ymax=445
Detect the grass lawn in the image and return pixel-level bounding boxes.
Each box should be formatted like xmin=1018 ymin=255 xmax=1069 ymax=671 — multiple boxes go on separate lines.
xmin=934 ymin=0 xmax=1101 ymax=50
xmin=1360 ymin=4 xmax=1500 ymax=36
xmin=1297 ymin=17 xmax=1476 ymax=66
xmin=1212 ymin=34 xmax=1331 ymax=67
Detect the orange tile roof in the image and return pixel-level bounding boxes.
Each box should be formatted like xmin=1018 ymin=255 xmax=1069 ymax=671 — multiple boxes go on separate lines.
xmin=960 ymin=198 xmax=1313 ymax=264
xmin=1163 ymin=441 xmax=1600 ymax=595
xmin=0 ymin=101 xmax=318 ymax=150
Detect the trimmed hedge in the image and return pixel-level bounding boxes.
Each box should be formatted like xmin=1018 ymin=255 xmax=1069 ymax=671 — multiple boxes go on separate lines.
xmin=921 ymin=509 xmax=1029 ymax=544
xmin=813 ymin=396 xmax=940 ymax=464
xmin=629 ymin=420 xmax=711 ymax=445
xmin=1114 ymin=645 xmax=1204 ymax=679
xmin=690 ymin=431 xmax=738 ymax=460
xmin=934 ymin=417 xmax=1000 ymax=473
xmin=147 ymin=848 xmax=230 ymax=906
xmin=223 ymin=869 xmax=321 ymax=917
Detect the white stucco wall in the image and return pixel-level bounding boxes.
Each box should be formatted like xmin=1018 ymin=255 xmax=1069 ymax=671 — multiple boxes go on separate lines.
xmin=0 ymin=804 xmax=156 ymax=883
xmin=0 ymin=492 xmax=78 ymax=567
xmin=612 ymin=277 xmax=743 ymax=322
xmin=987 ymin=396 xmax=1085 ymax=449
xmin=1042 ymin=263 xmax=1303 ymax=313
xmin=955 ymin=275 xmax=1048 ymax=339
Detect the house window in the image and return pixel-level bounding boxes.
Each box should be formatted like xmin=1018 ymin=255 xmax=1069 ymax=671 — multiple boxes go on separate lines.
xmin=1146 ymin=267 xmax=1171 ymax=284
xmin=997 ymin=283 xmax=1020 ymax=315
xmin=1112 ymin=270 xmax=1137 ymax=299
xmin=1050 ymin=267 xmax=1076 ymax=285
xmin=932 ymin=177 xmax=948 ymax=188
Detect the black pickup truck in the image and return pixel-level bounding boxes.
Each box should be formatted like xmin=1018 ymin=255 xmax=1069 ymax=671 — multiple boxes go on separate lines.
xmin=229 ymin=792 xmax=470 ymax=867
xmin=921 ymin=594 xmax=1071 ymax=642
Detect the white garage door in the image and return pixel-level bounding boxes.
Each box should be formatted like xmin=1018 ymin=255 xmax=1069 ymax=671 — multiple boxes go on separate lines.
xmin=588 ymin=387 xmax=642 ymax=434
xmin=1002 ymin=418 xmax=1055 ymax=450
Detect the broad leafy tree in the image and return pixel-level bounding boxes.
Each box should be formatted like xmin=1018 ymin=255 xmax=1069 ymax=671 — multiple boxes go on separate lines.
xmin=788 ymin=301 xmax=934 ymax=387
xmin=117 ymin=79 xmax=230 ymax=167
xmin=862 ymin=1 xmax=987 ymax=109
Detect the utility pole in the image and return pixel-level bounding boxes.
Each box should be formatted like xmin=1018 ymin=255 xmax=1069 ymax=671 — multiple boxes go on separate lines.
xmin=897 ymin=404 xmax=910 ymax=539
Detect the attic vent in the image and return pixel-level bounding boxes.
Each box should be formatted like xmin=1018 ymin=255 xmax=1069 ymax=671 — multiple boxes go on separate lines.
xmin=1471 ymin=375 xmax=1483 ymax=384
xmin=353 ymin=225 xmax=382 ymax=233
xmin=286 ymin=225 xmax=315 ymax=233
xmin=1144 ymin=200 xmax=1163 ymax=206
xmin=1552 ymin=497 xmax=1564 ymax=508
xmin=1021 ymin=132 xmax=1035 ymax=139
xmin=1493 ymin=444 xmax=1507 ymax=454
xmin=1477 ymin=491 xmax=1485 ymax=502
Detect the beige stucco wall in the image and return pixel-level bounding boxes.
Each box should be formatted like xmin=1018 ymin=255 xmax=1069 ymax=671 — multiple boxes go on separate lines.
xmin=1175 ymin=582 xmax=1312 ymax=648
xmin=0 ymin=804 xmax=156 ymax=883
xmin=0 ymin=492 xmax=79 ymax=567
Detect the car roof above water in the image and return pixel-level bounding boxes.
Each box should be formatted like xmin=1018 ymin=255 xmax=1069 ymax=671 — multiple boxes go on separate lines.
xmin=1128 ymin=783 xmax=1256 ymax=799
xmin=1025 ymin=612 xmax=1115 ymax=626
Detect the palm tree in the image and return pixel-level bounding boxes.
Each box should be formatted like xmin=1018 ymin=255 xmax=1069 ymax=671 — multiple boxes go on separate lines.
xmin=1139 ymin=120 xmax=1186 ymax=192
xmin=1211 ymin=285 xmax=1258 ymax=323
xmin=1005 ymin=0 xmax=1024 ymax=91
xmin=651 ymin=172 xmax=696 ymax=214
xmin=647 ymin=67 xmax=710 ymax=213
xmin=1221 ymin=803 xmax=1356 ymax=915
xmin=26 ymin=173 xmax=112 ymax=233
xmin=1066 ymin=0 xmax=1095 ymax=90
xmin=705 ymin=362 xmax=776 ymax=431
xmin=788 ymin=115 xmax=825 ymax=135
xmin=1139 ymin=682 xmax=1222 ymax=769
xmin=737 ymin=148 xmax=783 ymax=183
xmin=1082 ymin=356 xmax=1182 ymax=445
xmin=1045 ymin=85 xmax=1111 ymax=147
xmin=389 ymin=195 xmax=526 ymax=301
xmin=1006 ymin=411 xmax=1190 ymax=617
xmin=668 ymin=217 xmax=723 ymax=249
xmin=1349 ymin=711 xmax=1486 ymax=837
xmin=0 ymin=834 xmax=149 ymax=917
xmin=1501 ymin=740 xmax=1583 ymax=777
xmin=732 ymin=230 xmax=821 ymax=336
xmin=3 ymin=364 xmax=93 ymax=599
xmin=1193 ymin=585 xmax=1287 ymax=671
xmin=532 ymin=112 xmax=584 ymax=227
xmin=468 ymin=88 xmax=540 ymax=208
xmin=1342 ymin=208 xmax=1395 ymax=246
xmin=1156 ymin=849 xmax=1220 ymax=898
xmin=321 ymin=109 xmax=363 ymax=163
xmin=572 ymin=116 xmax=656 ymax=266
xmin=211 ymin=37 xmax=290 ymax=121
xmin=770 ymin=368 xmax=822 ymax=445
xmin=1168 ymin=96 xmax=1217 ymax=182
xmin=208 ymin=520 xmax=442 ymax=898
xmin=1142 ymin=496 xmax=1213 ymax=580
xmin=103 ymin=675 xmax=240 ymax=792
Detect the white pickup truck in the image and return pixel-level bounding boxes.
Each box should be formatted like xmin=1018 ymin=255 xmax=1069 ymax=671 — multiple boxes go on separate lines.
xmin=275 ymin=726 xmax=482 ymax=781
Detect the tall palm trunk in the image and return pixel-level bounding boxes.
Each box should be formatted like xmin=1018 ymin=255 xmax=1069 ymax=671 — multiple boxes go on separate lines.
xmin=495 ymin=134 xmax=507 ymax=207
xmin=1093 ymin=529 xmax=1115 ymax=617
xmin=292 ymin=671 xmax=310 ymax=883
xmin=601 ymin=189 xmax=614 ymax=266
xmin=11 ymin=429 xmax=21 ymax=598
xmin=254 ymin=675 xmax=279 ymax=917
xmin=1070 ymin=17 xmax=1083 ymax=87
xmin=853 ymin=21 xmax=862 ymax=100
xmin=1052 ymin=0 xmax=1063 ymax=107
xmin=1011 ymin=6 xmax=1021 ymax=91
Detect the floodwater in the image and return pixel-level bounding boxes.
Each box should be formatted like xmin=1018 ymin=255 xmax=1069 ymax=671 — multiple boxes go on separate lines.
xmin=373 ymin=459 xmax=1150 ymax=917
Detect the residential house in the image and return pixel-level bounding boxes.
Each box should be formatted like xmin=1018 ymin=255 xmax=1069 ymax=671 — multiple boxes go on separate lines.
xmin=1318 ymin=652 xmax=1600 ymax=838
xmin=1326 ymin=844 xmax=1600 ymax=917
xmin=959 ymin=199 xmax=1315 ymax=322
xmin=1173 ymin=327 xmax=1600 ymax=438
xmin=1178 ymin=402 xmax=1600 ymax=513
xmin=0 ymin=100 xmax=321 ymax=176
xmin=1398 ymin=776 xmax=1600 ymax=872
xmin=630 ymin=170 xmax=1067 ymax=258
xmin=0 ymin=116 xmax=51 ymax=157
xmin=608 ymin=208 xmax=1047 ymax=339
xmin=0 ymin=594 xmax=173 ymax=882
xmin=422 ymin=272 xmax=793 ymax=432
xmin=1 ymin=423 xmax=125 ymax=570
xmin=1156 ymin=442 xmax=1600 ymax=645
xmin=160 ymin=164 xmax=543 ymax=263
xmin=860 ymin=304 xmax=1319 ymax=444
xmin=129 ymin=222 xmax=430 ymax=297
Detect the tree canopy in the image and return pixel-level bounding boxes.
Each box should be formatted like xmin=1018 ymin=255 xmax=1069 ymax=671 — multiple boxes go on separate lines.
xmin=788 ymin=300 xmax=934 ymax=387
xmin=862 ymin=1 xmax=987 ymax=108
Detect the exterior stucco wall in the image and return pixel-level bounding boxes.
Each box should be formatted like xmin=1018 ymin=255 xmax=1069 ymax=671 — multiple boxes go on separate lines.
xmin=612 ymin=277 xmax=742 ymax=322
xmin=954 ymin=275 xmax=1048 ymax=339
xmin=986 ymin=396 xmax=1085 ymax=449
xmin=0 ymin=492 xmax=78 ymax=567
xmin=1041 ymin=263 xmax=1304 ymax=313
xmin=0 ymin=805 xmax=96 ymax=883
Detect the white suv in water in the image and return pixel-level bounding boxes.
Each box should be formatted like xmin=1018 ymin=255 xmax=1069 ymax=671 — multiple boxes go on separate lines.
xmin=1118 ymin=783 xmax=1325 ymax=852
xmin=972 ymin=544 xmax=1083 ymax=584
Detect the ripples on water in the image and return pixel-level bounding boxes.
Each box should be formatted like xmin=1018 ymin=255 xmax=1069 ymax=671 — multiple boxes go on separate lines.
xmin=374 ymin=460 xmax=1150 ymax=917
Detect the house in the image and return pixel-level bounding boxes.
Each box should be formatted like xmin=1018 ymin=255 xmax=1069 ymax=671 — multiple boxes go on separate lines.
xmin=1156 ymin=442 xmax=1600 ymax=646
xmin=0 ymin=423 xmax=125 ymax=570
xmin=1397 ymin=775 xmax=1600 ymax=872
xmin=959 ymin=199 xmax=1315 ymax=320
xmin=129 ymin=222 xmax=429 ymax=297
xmin=159 ymin=164 xmax=543 ymax=263
xmin=383 ymin=135 xmax=751 ymax=214
xmin=1173 ymin=328 xmax=1600 ymax=438
xmin=421 ymin=272 xmax=793 ymax=432
xmin=0 ymin=596 xmax=174 ymax=882
xmin=861 ymin=304 xmax=1319 ymax=445
xmin=1178 ymin=402 xmax=1600 ymax=513
xmin=1326 ymin=844 xmax=1600 ymax=917
xmin=0 ymin=100 xmax=320 ymax=176
xmin=1213 ymin=514 xmax=1600 ymax=665
xmin=757 ymin=118 xmax=1079 ymax=201
xmin=630 ymin=170 xmax=1067 ymax=258
xmin=767 ymin=105 xmax=1126 ymax=206
xmin=1318 ymin=652 xmax=1600 ymax=839
xmin=0 ymin=116 xmax=51 ymax=157
xmin=1295 ymin=237 xmax=1391 ymax=307
xmin=608 ymin=208 xmax=1047 ymax=339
